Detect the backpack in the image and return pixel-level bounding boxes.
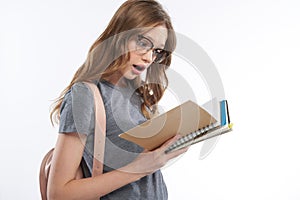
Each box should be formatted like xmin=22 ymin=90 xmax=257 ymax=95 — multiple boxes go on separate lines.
xmin=39 ymin=82 xmax=106 ymax=200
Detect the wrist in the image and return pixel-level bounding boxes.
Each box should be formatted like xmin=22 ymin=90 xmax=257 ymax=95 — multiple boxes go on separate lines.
xmin=118 ymin=165 xmax=148 ymax=182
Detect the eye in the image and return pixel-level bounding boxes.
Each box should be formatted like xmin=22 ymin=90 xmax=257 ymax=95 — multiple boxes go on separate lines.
xmin=137 ymin=40 xmax=148 ymax=47
xmin=154 ymin=48 xmax=165 ymax=55
xmin=137 ymin=37 xmax=152 ymax=49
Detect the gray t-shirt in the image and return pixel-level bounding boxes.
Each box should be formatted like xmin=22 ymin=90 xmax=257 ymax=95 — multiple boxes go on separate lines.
xmin=58 ymin=81 xmax=168 ymax=200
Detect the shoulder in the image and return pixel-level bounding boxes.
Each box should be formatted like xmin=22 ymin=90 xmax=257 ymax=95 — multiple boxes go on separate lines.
xmin=59 ymin=82 xmax=96 ymax=135
xmin=60 ymin=82 xmax=94 ymax=112
xmin=71 ymin=82 xmax=95 ymax=110
xmin=71 ymin=82 xmax=93 ymax=98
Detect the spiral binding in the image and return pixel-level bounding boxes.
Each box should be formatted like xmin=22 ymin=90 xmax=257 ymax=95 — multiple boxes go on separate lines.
xmin=165 ymin=123 xmax=216 ymax=154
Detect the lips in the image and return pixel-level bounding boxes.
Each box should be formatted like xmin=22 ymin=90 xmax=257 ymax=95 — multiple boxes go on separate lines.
xmin=132 ymin=64 xmax=146 ymax=75
xmin=133 ymin=64 xmax=145 ymax=71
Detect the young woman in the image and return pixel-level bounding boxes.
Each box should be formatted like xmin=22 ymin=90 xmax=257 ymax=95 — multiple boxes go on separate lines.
xmin=47 ymin=0 xmax=188 ymax=199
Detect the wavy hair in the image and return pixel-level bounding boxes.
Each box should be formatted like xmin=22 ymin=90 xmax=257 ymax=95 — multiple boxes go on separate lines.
xmin=50 ymin=0 xmax=176 ymax=124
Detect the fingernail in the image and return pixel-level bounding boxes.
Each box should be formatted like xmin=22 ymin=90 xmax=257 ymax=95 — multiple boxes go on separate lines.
xmin=175 ymin=134 xmax=181 ymax=139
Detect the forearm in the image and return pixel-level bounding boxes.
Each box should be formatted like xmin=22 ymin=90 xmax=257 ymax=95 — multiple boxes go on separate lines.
xmin=48 ymin=134 xmax=187 ymax=200
xmin=48 ymin=167 xmax=146 ymax=200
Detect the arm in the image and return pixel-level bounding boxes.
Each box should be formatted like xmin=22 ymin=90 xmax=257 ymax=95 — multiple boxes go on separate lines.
xmin=47 ymin=132 xmax=187 ymax=200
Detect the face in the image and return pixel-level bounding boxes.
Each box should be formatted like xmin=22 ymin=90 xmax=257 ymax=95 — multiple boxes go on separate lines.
xmin=120 ymin=25 xmax=168 ymax=83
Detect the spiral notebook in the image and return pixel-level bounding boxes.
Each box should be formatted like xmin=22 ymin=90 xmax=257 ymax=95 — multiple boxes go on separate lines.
xmin=119 ymin=99 xmax=233 ymax=152
xmin=165 ymin=100 xmax=232 ymax=153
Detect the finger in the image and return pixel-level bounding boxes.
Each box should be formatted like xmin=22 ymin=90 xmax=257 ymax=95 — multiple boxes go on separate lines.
xmin=160 ymin=134 xmax=181 ymax=149
xmin=165 ymin=146 xmax=189 ymax=158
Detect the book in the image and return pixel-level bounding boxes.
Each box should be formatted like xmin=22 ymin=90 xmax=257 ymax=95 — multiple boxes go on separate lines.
xmin=118 ymin=98 xmax=233 ymax=153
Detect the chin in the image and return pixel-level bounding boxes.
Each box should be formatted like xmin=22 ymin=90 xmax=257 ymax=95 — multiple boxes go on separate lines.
xmin=125 ymin=75 xmax=138 ymax=81
xmin=124 ymin=73 xmax=139 ymax=80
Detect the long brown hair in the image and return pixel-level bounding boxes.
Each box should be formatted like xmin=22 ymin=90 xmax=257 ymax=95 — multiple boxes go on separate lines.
xmin=50 ymin=0 xmax=176 ymax=124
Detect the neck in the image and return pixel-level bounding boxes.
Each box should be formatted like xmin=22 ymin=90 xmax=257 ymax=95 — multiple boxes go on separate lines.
xmin=105 ymin=72 xmax=128 ymax=87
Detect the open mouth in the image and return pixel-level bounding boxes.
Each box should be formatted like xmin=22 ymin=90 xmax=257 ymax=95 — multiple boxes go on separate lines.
xmin=133 ymin=64 xmax=145 ymax=72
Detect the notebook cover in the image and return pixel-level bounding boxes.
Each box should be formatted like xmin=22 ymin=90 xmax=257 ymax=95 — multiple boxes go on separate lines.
xmin=119 ymin=100 xmax=217 ymax=150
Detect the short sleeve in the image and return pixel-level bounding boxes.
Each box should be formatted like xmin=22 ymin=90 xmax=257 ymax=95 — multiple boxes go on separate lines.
xmin=58 ymin=82 xmax=95 ymax=136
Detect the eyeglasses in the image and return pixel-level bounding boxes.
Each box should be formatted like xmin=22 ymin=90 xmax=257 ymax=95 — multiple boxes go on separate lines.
xmin=135 ymin=35 xmax=170 ymax=64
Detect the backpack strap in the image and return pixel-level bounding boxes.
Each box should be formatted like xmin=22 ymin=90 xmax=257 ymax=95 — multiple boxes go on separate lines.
xmin=83 ymin=82 xmax=106 ymax=177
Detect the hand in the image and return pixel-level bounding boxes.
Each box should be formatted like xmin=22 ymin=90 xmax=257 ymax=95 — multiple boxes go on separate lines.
xmin=121 ymin=135 xmax=189 ymax=175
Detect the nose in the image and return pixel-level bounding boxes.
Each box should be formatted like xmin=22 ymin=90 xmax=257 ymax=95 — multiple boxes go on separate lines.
xmin=141 ymin=50 xmax=153 ymax=63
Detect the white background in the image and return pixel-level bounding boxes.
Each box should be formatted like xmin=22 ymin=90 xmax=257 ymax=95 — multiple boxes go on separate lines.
xmin=1 ymin=0 xmax=300 ymax=199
